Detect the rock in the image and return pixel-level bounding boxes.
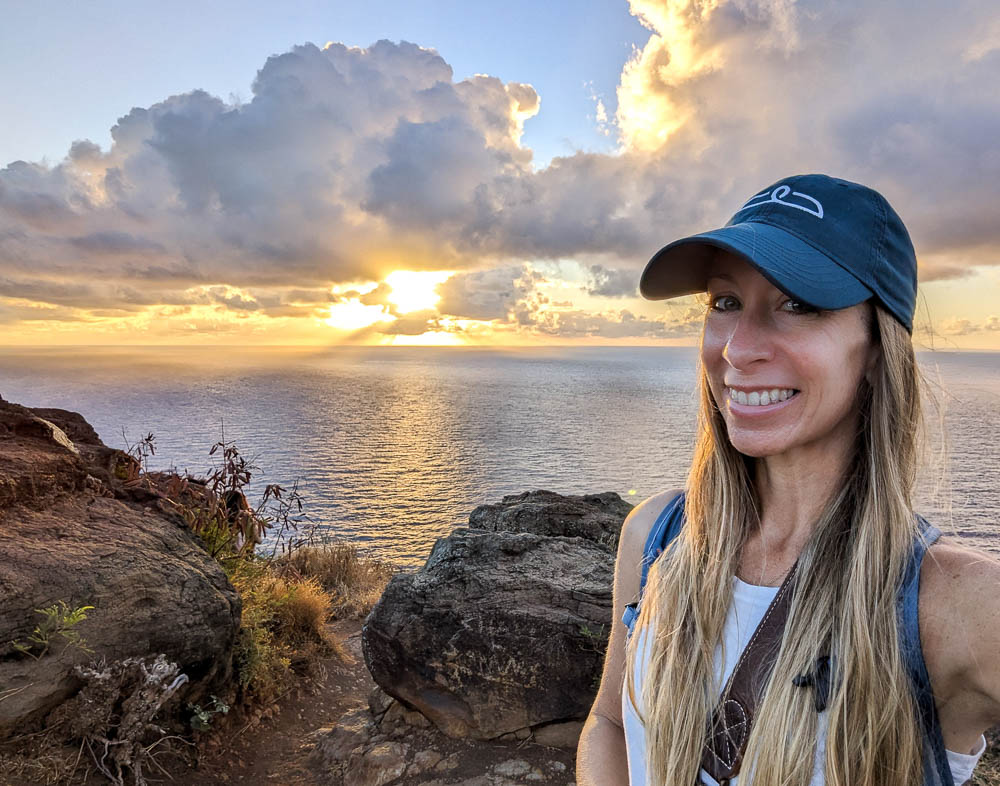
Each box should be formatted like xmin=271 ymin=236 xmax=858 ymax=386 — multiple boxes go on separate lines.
xmin=342 ymin=740 xmax=409 ymax=786
xmin=411 ymin=748 xmax=443 ymax=770
xmin=313 ymin=707 xmax=374 ymax=767
xmin=368 ymin=684 xmax=394 ymax=720
xmin=382 ymin=699 xmax=408 ymax=727
xmin=362 ymin=516 xmax=616 ymax=740
xmin=468 ymin=489 xmax=632 ymax=549
xmin=532 ymin=720 xmax=585 ymax=750
xmin=435 ymin=752 xmax=460 ymax=772
xmin=403 ymin=707 xmax=431 ymax=728
xmin=493 ymin=758 xmax=532 ymax=777
xmin=0 ymin=397 xmax=240 ymax=738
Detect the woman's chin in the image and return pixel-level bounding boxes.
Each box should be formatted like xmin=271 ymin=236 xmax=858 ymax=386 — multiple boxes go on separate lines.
xmin=725 ymin=432 xmax=791 ymax=459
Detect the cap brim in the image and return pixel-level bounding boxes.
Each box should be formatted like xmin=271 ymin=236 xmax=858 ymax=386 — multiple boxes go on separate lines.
xmin=638 ymin=221 xmax=874 ymax=309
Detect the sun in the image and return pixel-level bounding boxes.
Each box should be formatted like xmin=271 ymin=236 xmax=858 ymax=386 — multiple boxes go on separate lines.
xmin=384 ymin=270 xmax=453 ymax=313
xmin=323 ymin=299 xmax=391 ymax=330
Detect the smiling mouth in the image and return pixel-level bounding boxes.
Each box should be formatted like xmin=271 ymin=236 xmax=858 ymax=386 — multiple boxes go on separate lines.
xmin=726 ymin=387 xmax=800 ymax=406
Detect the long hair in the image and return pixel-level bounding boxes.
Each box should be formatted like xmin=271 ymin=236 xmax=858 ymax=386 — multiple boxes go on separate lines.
xmin=623 ymin=301 xmax=929 ymax=785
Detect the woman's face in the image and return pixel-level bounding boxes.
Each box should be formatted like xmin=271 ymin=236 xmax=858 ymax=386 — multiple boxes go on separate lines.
xmin=700 ymin=250 xmax=880 ymax=460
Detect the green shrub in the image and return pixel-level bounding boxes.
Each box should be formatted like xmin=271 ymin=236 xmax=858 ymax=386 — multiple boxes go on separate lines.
xmin=11 ymin=601 xmax=94 ymax=660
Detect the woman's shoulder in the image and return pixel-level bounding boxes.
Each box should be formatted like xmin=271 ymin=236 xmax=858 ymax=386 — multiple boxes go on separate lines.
xmin=616 ymin=488 xmax=685 ymax=571
xmin=920 ymin=537 xmax=1000 ymax=614
xmin=918 ymin=537 xmax=1000 ymax=726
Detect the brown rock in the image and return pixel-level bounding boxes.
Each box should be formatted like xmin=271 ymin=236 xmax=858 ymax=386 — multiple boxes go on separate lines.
xmin=313 ymin=707 xmax=374 ymax=767
xmin=345 ymin=740 xmax=409 ymax=786
xmin=0 ymin=397 xmax=240 ymax=738
xmin=468 ymin=489 xmax=633 ymax=549
xmin=532 ymin=720 xmax=585 ymax=750
xmin=362 ymin=504 xmax=617 ymax=740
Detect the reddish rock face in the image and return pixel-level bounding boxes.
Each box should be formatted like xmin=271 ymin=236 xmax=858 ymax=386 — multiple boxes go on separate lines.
xmin=0 ymin=395 xmax=240 ymax=738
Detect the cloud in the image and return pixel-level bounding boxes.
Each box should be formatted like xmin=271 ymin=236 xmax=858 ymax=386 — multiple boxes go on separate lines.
xmin=611 ymin=0 xmax=1000 ymax=279
xmin=587 ymin=264 xmax=638 ymax=297
xmin=68 ymin=231 xmax=165 ymax=255
xmin=939 ymin=314 xmax=1000 ymax=335
xmin=376 ymin=309 xmax=442 ymax=335
xmin=534 ymin=306 xmax=704 ymax=338
xmin=1 ymin=6 xmax=999 ymax=341
xmin=0 ymin=41 xmax=544 ymax=310
xmin=435 ymin=264 xmax=546 ymax=322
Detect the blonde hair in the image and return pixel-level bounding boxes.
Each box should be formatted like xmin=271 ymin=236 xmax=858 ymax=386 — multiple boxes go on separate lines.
xmin=624 ymin=302 xmax=929 ymax=785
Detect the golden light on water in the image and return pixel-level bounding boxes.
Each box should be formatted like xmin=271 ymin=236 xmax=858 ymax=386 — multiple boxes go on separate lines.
xmin=384 ymin=270 xmax=453 ymax=313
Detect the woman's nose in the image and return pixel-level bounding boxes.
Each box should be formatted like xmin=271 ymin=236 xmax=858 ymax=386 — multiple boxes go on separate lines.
xmin=722 ymin=311 xmax=775 ymax=368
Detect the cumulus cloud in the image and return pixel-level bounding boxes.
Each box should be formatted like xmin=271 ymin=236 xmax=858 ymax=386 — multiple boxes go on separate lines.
xmin=939 ymin=314 xmax=1000 ymax=335
xmin=612 ymin=0 xmax=1000 ymax=282
xmin=0 ymin=41 xmax=546 ymax=313
xmin=587 ymin=264 xmax=638 ymax=297
xmin=435 ymin=264 xmax=546 ymax=322
xmin=1 ymin=5 xmax=999 ymax=340
xmin=534 ymin=306 xmax=704 ymax=338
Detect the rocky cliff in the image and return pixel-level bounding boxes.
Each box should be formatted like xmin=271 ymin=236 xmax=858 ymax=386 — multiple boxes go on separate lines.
xmin=0 ymin=394 xmax=241 ymax=738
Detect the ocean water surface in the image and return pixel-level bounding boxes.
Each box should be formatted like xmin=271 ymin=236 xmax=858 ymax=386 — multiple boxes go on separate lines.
xmin=1 ymin=346 xmax=997 ymax=569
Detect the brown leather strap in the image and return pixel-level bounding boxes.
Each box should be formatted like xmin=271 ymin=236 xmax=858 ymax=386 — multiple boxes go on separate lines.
xmin=700 ymin=564 xmax=798 ymax=782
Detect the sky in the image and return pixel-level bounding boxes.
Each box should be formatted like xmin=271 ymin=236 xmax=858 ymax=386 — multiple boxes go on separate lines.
xmin=1 ymin=0 xmax=999 ymax=349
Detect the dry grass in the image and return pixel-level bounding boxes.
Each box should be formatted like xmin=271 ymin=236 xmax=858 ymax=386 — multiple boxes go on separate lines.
xmin=278 ymin=541 xmax=399 ymax=620
xmin=971 ymin=730 xmax=1000 ymax=785
xmin=0 ymin=732 xmax=83 ymax=785
xmin=277 ymin=576 xmax=333 ymax=643
xmin=227 ymin=558 xmax=343 ymax=704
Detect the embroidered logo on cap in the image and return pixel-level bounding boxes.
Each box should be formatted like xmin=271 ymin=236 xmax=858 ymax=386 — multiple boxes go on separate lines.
xmin=734 ymin=184 xmax=824 ymax=219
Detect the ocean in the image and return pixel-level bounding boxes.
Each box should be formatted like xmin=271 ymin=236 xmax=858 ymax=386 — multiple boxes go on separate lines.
xmin=1 ymin=346 xmax=997 ymax=569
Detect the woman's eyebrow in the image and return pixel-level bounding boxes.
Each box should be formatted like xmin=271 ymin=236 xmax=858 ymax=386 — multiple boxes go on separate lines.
xmin=706 ymin=272 xmax=736 ymax=284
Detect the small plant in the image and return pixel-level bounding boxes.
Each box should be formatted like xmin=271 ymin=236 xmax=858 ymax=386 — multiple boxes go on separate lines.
xmin=577 ymin=621 xmax=608 ymax=654
xmin=188 ymin=695 xmax=229 ymax=732
xmin=11 ymin=601 xmax=94 ymax=660
xmin=578 ymin=622 xmax=609 ymax=692
xmin=119 ymin=429 xmax=156 ymax=484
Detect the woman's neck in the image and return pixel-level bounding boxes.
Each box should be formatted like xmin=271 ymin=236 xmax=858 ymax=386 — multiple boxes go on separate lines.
xmin=742 ymin=430 xmax=855 ymax=585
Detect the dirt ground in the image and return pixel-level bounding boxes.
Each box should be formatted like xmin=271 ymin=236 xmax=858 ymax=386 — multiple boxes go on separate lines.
xmin=129 ymin=618 xmax=576 ymax=786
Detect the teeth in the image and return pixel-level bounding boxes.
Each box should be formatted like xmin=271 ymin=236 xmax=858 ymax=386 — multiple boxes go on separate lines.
xmin=728 ymin=388 xmax=798 ymax=406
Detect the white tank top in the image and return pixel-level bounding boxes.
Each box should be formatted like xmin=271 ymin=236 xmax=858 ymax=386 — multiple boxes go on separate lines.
xmin=621 ymin=575 xmax=987 ymax=785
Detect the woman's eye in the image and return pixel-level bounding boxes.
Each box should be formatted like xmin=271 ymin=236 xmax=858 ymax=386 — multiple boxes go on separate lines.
xmin=709 ymin=295 xmax=738 ymax=312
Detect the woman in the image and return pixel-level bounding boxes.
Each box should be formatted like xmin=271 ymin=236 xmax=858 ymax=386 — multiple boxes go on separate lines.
xmin=576 ymin=174 xmax=1000 ymax=785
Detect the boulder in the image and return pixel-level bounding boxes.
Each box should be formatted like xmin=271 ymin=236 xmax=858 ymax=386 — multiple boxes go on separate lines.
xmin=468 ymin=489 xmax=632 ymax=549
xmin=0 ymin=396 xmax=240 ymax=738
xmin=362 ymin=489 xmax=621 ymax=740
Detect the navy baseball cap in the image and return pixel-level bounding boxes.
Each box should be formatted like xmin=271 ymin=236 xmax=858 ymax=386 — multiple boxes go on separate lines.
xmin=638 ymin=174 xmax=918 ymax=333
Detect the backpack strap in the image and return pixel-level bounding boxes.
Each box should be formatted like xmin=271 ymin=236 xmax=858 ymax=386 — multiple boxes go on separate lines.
xmin=701 ymin=562 xmax=798 ymax=782
xmin=898 ymin=514 xmax=955 ymax=786
xmin=621 ymin=491 xmax=686 ymax=638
